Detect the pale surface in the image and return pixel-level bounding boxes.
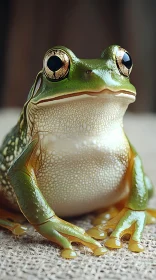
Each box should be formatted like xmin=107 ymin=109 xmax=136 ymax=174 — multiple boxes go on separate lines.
xmin=0 ymin=109 xmax=156 ymax=280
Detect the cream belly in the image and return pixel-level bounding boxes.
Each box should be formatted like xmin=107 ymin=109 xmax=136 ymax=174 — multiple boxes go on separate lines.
xmin=35 ymin=129 xmax=130 ymax=217
xmin=27 ymin=94 xmax=132 ymax=217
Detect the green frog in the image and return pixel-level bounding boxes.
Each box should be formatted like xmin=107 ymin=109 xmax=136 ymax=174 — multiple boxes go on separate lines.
xmin=0 ymin=45 xmax=155 ymax=259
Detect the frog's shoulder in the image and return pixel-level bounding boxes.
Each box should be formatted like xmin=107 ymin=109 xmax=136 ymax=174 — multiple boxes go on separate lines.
xmin=0 ymin=81 xmax=36 ymax=165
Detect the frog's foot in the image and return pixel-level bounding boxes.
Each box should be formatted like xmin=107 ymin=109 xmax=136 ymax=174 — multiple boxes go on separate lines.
xmin=34 ymin=215 xmax=107 ymax=259
xmin=92 ymin=207 xmax=119 ymax=226
xmin=87 ymin=207 xmax=147 ymax=252
xmin=0 ymin=208 xmax=27 ymax=235
xmin=0 ymin=217 xmax=27 ymax=236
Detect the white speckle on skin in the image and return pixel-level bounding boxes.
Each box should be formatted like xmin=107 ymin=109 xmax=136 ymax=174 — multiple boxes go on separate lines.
xmin=2 ymin=179 xmax=6 ymax=184
xmin=3 ymin=147 xmax=8 ymax=156
xmin=0 ymin=164 xmax=6 ymax=171
xmin=36 ymin=149 xmax=41 ymax=156
xmin=10 ymin=155 xmax=14 ymax=161
xmin=15 ymin=138 xmax=19 ymax=146
xmin=6 ymin=156 xmax=10 ymax=162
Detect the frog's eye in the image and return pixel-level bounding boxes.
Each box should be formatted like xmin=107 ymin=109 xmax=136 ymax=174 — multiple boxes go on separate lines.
xmin=43 ymin=49 xmax=70 ymax=80
xmin=116 ymin=48 xmax=133 ymax=77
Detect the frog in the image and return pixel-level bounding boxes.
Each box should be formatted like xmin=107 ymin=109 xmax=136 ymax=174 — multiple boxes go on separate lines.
xmin=0 ymin=45 xmax=156 ymax=259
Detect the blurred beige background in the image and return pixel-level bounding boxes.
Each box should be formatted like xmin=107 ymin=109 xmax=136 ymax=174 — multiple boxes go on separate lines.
xmin=0 ymin=0 xmax=156 ymax=112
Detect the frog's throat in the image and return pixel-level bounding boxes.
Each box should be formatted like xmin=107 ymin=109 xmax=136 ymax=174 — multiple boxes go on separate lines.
xmin=27 ymin=92 xmax=132 ymax=139
xmin=33 ymin=89 xmax=136 ymax=105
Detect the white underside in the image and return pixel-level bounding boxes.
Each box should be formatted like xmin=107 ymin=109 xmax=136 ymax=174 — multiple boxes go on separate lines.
xmin=28 ymin=93 xmax=131 ymax=217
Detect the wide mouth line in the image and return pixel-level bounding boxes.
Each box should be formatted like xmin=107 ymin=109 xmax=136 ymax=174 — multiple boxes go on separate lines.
xmin=34 ymin=89 xmax=136 ymax=105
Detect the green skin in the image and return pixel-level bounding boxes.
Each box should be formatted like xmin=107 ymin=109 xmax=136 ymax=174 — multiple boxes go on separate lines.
xmin=0 ymin=45 xmax=155 ymax=258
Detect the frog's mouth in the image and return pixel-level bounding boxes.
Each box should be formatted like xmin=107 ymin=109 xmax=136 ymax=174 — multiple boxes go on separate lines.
xmin=35 ymin=89 xmax=136 ymax=105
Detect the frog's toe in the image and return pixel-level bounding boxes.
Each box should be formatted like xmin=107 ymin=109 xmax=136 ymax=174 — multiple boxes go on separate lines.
xmin=93 ymin=246 xmax=108 ymax=256
xmin=146 ymin=208 xmax=156 ymax=224
xmin=61 ymin=246 xmax=107 ymax=259
xmin=92 ymin=207 xmax=119 ymax=226
xmin=61 ymin=248 xmax=77 ymax=259
xmin=128 ymin=239 xmax=144 ymax=252
xmin=86 ymin=227 xmax=107 ymax=240
xmin=12 ymin=224 xmax=27 ymax=235
xmin=104 ymin=237 xmax=122 ymax=249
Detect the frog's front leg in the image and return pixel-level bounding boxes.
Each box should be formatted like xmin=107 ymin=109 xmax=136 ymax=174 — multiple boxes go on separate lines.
xmin=88 ymin=146 xmax=156 ymax=252
xmin=7 ymin=140 xmax=107 ymax=258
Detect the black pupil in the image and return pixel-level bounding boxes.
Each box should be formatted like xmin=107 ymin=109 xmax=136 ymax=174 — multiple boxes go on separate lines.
xmin=47 ymin=55 xmax=63 ymax=72
xmin=122 ymin=52 xmax=132 ymax=69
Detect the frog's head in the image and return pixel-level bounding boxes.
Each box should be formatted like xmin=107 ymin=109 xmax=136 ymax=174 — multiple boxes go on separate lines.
xmin=29 ymin=45 xmax=136 ymax=106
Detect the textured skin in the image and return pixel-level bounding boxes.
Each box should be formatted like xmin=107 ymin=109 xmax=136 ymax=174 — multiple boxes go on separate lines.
xmin=27 ymin=94 xmax=130 ymax=217
xmin=0 ymin=110 xmax=29 ymax=210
